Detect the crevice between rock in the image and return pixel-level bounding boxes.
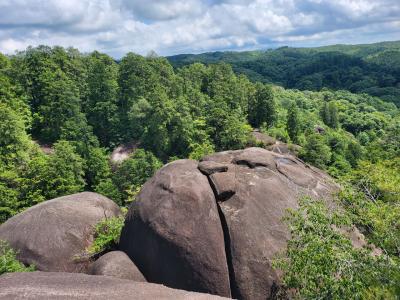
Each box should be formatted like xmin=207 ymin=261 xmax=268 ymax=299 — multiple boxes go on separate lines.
xmin=203 ymin=171 xmax=240 ymax=299
xmin=216 ymin=202 xmax=241 ymax=300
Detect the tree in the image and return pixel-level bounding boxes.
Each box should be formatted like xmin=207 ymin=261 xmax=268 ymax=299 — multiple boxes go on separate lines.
xmin=328 ymin=101 xmax=339 ymax=129
xmin=321 ymin=101 xmax=339 ymax=128
xmin=43 ymin=141 xmax=85 ymax=199
xmin=286 ymin=102 xmax=300 ymax=143
xmin=112 ymin=149 xmax=162 ymax=205
xmin=300 ymin=134 xmax=332 ymax=169
xmin=346 ymin=140 xmax=363 ymax=167
xmin=84 ymin=147 xmax=112 ymax=189
xmin=0 ymin=103 xmax=31 ymax=166
xmin=249 ymin=83 xmax=276 ymax=128
xmin=85 ymin=52 xmax=119 ymax=147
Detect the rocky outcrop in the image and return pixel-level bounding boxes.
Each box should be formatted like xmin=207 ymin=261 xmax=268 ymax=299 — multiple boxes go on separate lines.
xmin=110 ymin=142 xmax=139 ymax=164
xmin=251 ymin=130 xmax=301 ymax=156
xmin=119 ymin=159 xmax=231 ymax=297
xmin=0 ymin=272 xmax=228 ymax=300
xmin=89 ymin=251 xmax=146 ymax=281
xmin=0 ymin=192 xmax=121 ymax=273
xmin=201 ymin=148 xmax=336 ymax=299
xmin=120 ymin=148 xmax=337 ymax=299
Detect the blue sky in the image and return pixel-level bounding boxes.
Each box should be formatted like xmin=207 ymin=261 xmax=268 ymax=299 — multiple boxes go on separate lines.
xmin=0 ymin=0 xmax=399 ymax=57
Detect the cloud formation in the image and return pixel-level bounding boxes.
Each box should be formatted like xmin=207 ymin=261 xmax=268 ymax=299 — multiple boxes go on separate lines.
xmin=0 ymin=0 xmax=399 ymax=57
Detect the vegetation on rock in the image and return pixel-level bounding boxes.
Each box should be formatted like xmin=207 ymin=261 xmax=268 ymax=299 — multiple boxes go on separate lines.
xmin=0 ymin=240 xmax=35 ymax=275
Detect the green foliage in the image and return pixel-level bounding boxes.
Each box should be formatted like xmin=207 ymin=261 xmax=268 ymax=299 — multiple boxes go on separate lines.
xmin=249 ymin=83 xmax=276 ymax=128
xmin=168 ymin=41 xmax=400 ymax=107
xmin=43 ymin=141 xmax=85 ymax=199
xmin=340 ymin=159 xmax=400 ymax=256
xmin=87 ymin=215 xmax=125 ymax=255
xmin=84 ymin=52 xmax=119 ymax=147
xmin=275 ymin=197 xmax=400 ymax=299
xmin=84 ymin=147 xmax=112 ymax=189
xmin=112 ymin=149 xmax=162 ymax=206
xmin=286 ymin=102 xmax=300 ymax=143
xmin=300 ymin=133 xmax=332 ymax=169
xmin=0 ymin=240 xmax=35 ymax=274
xmin=321 ymin=101 xmax=339 ymax=128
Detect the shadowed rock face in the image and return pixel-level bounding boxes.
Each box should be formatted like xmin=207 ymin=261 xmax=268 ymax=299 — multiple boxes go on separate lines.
xmin=0 ymin=272 xmax=229 ymax=300
xmin=119 ymin=159 xmax=231 ymax=298
xmin=0 ymin=192 xmax=121 ymax=273
xmin=120 ymin=148 xmax=337 ymax=299
xmin=89 ymin=251 xmax=146 ymax=282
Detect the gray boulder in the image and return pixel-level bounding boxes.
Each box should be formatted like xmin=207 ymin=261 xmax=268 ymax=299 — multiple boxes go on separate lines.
xmin=0 ymin=192 xmax=121 ymax=273
xmin=201 ymin=148 xmax=336 ymax=299
xmin=119 ymin=148 xmax=338 ymax=299
xmin=89 ymin=251 xmax=146 ymax=281
xmin=119 ymin=159 xmax=231 ymax=298
xmin=0 ymin=272 xmax=228 ymax=300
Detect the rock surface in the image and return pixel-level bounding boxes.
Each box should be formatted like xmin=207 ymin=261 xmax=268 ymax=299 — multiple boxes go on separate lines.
xmin=202 ymin=148 xmax=335 ymax=299
xmin=198 ymin=161 xmax=229 ymax=175
xmin=119 ymin=159 xmax=231 ymax=297
xmin=89 ymin=251 xmax=146 ymax=281
xmin=110 ymin=142 xmax=139 ymax=164
xmin=0 ymin=272 xmax=228 ymax=300
xmin=119 ymin=148 xmax=337 ymax=299
xmin=0 ymin=192 xmax=121 ymax=273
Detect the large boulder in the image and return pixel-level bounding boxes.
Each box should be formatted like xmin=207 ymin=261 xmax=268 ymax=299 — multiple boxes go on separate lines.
xmin=119 ymin=148 xmax=337 ymax=299
xmin=89 ymin=251 xmax=146 ymax=282
xmin=0 ymin=192 xmax=121 ymax=273
xmin=0 ymin=272 xmax=228 ymax=300
xmin=119 ymin=159 xmax=231 ymax=297
xmin=201 ymin=148 xmax=336 ymax=299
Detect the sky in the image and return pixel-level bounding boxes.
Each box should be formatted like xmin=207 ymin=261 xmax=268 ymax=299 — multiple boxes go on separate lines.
xmin=0 ymin=0 xmax=399 ymax=57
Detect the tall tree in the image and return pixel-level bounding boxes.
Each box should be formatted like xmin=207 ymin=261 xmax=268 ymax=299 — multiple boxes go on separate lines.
xmin=249 ymin=83 xmax=276 ymax=128
xmin=85 ymin=52 xmax=119 ymax=147
xmin=286 ymin=102 xmax=300 ymax=143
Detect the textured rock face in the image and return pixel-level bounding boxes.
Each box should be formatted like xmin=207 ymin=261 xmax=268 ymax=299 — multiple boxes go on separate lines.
xmin=0 ymin=272 xmax=229 ymax=300
xmin=89 ymin=251 xmax=146 ymax=281
xmin=202 ymin=148 xmax=336 ymax=299
xmin=0 ymin=192 xmax=121 ymax=273
xmin=119 ymin=159 xmax=231 ymax=297
xmin=120 ymin=148 xmax=337 ymax=300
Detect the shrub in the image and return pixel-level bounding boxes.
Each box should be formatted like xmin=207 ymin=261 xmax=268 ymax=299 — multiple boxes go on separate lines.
xmin=87 ymin=214 xmax=125 ymax=256
xmin=0 ymin=240 xmax=35 ymax=275
xmin=274 ymin=197 xmax=399 ymax=299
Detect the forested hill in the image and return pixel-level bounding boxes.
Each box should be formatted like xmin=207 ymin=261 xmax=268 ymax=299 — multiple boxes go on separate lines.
xmin=168 ymin=41 xmax=400 ymax=106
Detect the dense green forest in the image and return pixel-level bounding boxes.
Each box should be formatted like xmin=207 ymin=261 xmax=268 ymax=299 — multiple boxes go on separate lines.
xmin=1 ymin=45 xmax=399 ymax=297
xmin=168 ymin=41 xmax=400 ymax=106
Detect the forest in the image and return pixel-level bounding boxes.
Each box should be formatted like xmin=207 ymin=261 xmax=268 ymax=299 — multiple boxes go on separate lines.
xmin=1 ymin=45 xmax=399 ymax=298
xmin=168 ymin=41 xmax=400 ymax=106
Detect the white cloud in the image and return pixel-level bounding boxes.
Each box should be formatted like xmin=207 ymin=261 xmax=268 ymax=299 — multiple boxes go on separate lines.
xmin=0 ymin=0 xmax=398 ymax=57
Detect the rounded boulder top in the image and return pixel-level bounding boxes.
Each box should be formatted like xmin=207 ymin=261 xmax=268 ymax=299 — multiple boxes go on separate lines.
xmin=0 ymin=192 xmax=121 ymax=273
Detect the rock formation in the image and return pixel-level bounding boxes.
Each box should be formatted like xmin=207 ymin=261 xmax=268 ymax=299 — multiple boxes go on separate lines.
xmin=89 ymin=251 xmax=146 ymax=282
xmin=120 ymin=148 xmax=337 ymax=299
xmin=0 ymin=192 xmax=121 ymax=273
xmin=0 ymin=272 xmax=228 ymax=300
xmin=119 ymin=159 xmax=231 ymax=297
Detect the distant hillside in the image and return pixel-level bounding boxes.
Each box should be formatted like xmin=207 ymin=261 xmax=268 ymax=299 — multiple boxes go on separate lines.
xmin=168 ymin=41 xmax=400 ymax=106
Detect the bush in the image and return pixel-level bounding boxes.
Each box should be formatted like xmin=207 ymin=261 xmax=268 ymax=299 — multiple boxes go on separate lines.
xmin=87 ymin=214 xmax=125 ymax=256
xmin=266 ymin=126 xmax=289 ymax=143
xmin=274 ymin=197 xmax=399 ymax=299
xmin=0 ymin=240 xmax=35 ymax=275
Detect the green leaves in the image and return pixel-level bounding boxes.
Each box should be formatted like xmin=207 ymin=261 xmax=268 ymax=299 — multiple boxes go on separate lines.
xmin=0 ymin=240 xmax=35 ymax=275
xmin=86 ymin=215 xmax=125 ymax=256
xmin=286 ymin=102 xmax=300 ymax=144
xmin=275 ymin=197 xmax=399 ymax=299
